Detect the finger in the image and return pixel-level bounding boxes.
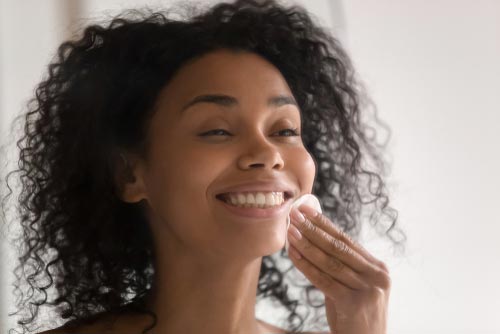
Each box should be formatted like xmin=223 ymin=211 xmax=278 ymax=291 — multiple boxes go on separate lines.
xmin=290 ymin=206 xmax=381 ymax=278
xmin=296 ymin=204 xmax=383 ymax=267
xmin=295 ymin=205 xmax=391 ymax=286
xmin=288 ymin=244 xmax=352 ymax=300
xmin=288 ymin=224 xmax=368 ymax=290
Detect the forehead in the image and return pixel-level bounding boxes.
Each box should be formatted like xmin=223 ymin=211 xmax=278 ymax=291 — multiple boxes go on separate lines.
xmin=153 ymin=49 xmax=295 ymax=116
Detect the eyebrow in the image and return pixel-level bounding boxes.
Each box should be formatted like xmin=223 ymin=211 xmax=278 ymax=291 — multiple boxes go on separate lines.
xmin=180 ymin=94 xmax=298 ymax=114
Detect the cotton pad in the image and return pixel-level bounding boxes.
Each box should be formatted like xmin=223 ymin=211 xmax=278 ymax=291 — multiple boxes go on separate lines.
xmin=285 ymin=194 xmax=322 ymax=253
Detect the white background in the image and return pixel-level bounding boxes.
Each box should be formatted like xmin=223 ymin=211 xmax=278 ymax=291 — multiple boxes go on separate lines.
xmin=1 ymin=1 xmax=499 ymax=333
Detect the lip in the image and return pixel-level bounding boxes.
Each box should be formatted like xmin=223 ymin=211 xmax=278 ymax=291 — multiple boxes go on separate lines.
xmin=214 ymin=180 xmax=296 ymax=199
xmin=216 ymin=196 xmax=293 ymax=219
xmin=213 ymin=179 xmax=296 ymax=219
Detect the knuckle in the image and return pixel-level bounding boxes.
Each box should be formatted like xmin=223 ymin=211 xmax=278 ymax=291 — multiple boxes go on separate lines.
xmin=318 ymin=270 xmax=334 ymax=289
xmin=319 ymin=229 xmax=330 ymax=241
xmin=382 ymin=272 xmax=392 ymax=289
xmin=377 ymin=269 xmax=392 ymax=289
xmin=378 ymin=260 xmax=390 ymax=274
xmin=318 ymin=213 xmax=330 ymax=225
xmin=326 ymin=255 xmax=344 ymax=272
xmin=302 ymin=239 xmax=314 ymax=252
xmin=329 ymin=239 xmax=340 ymax=253
xmin=332 ymin=238 xmax=351 ymax=255
xmin=369 ymin=286 xmax=387 ymax=300
xmin=340 ymin=230 xmax=354 ymax=244
xmin=343 ymin=243 xmax=354 ymax=255
xmin=306 ymin=219 xmax=318 ymax=234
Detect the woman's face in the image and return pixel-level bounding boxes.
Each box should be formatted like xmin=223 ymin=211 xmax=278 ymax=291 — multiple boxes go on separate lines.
xmin=137 ymin=49 xmax=316 ymax=259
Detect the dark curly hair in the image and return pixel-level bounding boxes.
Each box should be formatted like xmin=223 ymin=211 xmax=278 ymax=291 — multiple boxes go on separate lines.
xmin=1 ymin=0 xmax=407 ymax=333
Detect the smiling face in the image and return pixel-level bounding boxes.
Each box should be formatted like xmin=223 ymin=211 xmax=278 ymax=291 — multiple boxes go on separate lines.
xmin=124 ymin=49 xmax=316 ymax=259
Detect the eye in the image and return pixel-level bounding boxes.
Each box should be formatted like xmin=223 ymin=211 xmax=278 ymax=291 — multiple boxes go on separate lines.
xmin=199 ymin=129 xmax=232 ymax=136
xmin=198 ymin=128 xmax=300 ymax=137
xmin=276 ymin=128 xmax=300 ymax=137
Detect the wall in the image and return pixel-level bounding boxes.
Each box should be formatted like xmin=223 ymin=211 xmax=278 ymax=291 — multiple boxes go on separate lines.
xmin=341 ymin=1 xmax=500 ymax=333
xmin=1 ymin=1 xmax=70 ymax=332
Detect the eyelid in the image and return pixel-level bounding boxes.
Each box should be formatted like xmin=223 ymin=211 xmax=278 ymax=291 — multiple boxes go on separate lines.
xmin=276 ymin=127 xmax=300 ymax=136
xmin=199 ymin=129 xmax=232 ymax=136
xmin=199 ymin=127 xmax=300 ymax=137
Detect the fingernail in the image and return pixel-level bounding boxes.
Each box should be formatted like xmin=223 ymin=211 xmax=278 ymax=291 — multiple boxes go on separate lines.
xmin=298 ymin=204 xmax=320 ymax=218
xmin=288 ymin=224 xmax=302 ymax=241
xmin=290 ymin=207 xmax=306 ymax=223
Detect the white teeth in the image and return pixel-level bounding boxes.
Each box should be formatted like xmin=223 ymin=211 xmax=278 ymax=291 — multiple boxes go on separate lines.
xmin=221 ymin=192 xmax=285 ymax=208
xmin=266 ymin=193 xmax=275 ymax=206
xmin=247 ymin=193 xmax=255 ymax=205
xmin=237 ymin=193 xmax=246 ymax=204
xmin=255 ymin=193 xmax=266 ymax=205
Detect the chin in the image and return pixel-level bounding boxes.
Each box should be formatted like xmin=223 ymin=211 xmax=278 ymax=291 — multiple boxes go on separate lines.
xmin=252 ymin=234 xmax=286 ymax=257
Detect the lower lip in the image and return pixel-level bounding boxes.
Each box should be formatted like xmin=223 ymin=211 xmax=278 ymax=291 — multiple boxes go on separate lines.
xmin=216 ymin=197 xmax=291 ymax=219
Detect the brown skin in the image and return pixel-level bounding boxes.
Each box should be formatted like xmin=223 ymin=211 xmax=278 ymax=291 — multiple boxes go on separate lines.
xmin=38 ymin=48 xmax=391 ymax=334
xmin=287 ymin=204 xmax=391 ymax=334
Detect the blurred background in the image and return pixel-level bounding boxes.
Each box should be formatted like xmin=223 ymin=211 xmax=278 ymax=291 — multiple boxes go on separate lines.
xmin=1 ymin=0 xmax=499 ymax=333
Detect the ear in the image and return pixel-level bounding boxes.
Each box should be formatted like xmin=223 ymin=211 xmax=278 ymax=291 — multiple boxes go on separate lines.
xmin=114 ymin=152 xmax=149 ymax=203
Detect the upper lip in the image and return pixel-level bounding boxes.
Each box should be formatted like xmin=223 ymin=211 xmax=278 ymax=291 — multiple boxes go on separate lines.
xmin=215 ymin=180 xmax=296 ymax=199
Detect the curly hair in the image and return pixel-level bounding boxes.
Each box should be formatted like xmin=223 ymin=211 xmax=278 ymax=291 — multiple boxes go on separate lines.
xmin=1 ymin=0 xmax=407 ymax=333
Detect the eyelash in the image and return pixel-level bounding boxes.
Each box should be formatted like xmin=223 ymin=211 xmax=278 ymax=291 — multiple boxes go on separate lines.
xmin=199 ymin=128 xmax=300 ymax=137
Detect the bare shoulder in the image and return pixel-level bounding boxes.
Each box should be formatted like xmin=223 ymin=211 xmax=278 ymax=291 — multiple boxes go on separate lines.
xmin=297 ymin=330 xmax=330 ymax=334
xmin=288 ymin=331 xmax=330 ymax=334
xmin=37 ymin=328 xmax=330 ymax=334
xmin=36 ymin=328 xmax=83 ymax=334
xmin=38 ymin=317 xmax=330 ymax=334
xmin=36 ymin=329 xmax=65 ymax=334
xmin=36 ymin=323 xmax=115 ymax=334
xmin=35 ymin=311 xmax=151 ymax=334
xmin=37 ymin=323 xmax=121 ymax=334
xmin=35 ymin=322 xmax=103 ymax=334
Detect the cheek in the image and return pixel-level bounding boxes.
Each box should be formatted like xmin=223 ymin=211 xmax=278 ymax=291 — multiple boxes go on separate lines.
xmin=291 ymin=147 xmax=317 ymax=193
xmin=144 ymin=147 xmax=224 ymax=233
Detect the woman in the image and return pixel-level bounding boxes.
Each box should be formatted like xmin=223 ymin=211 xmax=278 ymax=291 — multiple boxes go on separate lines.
xmin=1 ymin=0 xmax=406 ymax=333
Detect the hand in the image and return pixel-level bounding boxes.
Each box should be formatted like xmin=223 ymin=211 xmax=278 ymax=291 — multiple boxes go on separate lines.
xmin=286 ymin=204 xmax=391 ymax=334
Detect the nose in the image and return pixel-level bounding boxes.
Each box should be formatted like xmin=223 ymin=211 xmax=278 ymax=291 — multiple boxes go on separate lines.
xmin=237 ymin=130 xmax=285 ymax=170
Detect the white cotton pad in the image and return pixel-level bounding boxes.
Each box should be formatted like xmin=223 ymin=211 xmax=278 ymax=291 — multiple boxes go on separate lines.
xmin=285 ymin=194 xmax=323 ymax=253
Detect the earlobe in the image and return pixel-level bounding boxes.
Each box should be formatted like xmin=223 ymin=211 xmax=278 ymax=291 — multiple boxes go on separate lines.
xmin=121 ymin=178 xmax=148 ymax=203
xmin=115 ymin=152 xmax=149 ymax=203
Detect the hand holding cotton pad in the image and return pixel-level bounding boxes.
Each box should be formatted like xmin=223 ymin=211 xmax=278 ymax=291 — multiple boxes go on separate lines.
xmin=284 ymin=194 xmax=322 ymax=253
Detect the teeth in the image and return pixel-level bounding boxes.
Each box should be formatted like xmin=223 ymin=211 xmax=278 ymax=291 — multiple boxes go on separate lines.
xmin=221 ymin=192 xmax=285 ymax=208
xmin=237 ymin=193 xmax=246 ymax=204
xmin=266 ymin=193 xmax=275 ymax=206
xmin=247 ymin=193 xmax=256 ymax=205
xmin=255 ymin=193 xmax=266 ymax=205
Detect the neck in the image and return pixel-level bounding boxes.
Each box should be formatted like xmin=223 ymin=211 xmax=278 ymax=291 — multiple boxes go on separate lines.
xmin=140 ymin=233 xmax=265 ymax=334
